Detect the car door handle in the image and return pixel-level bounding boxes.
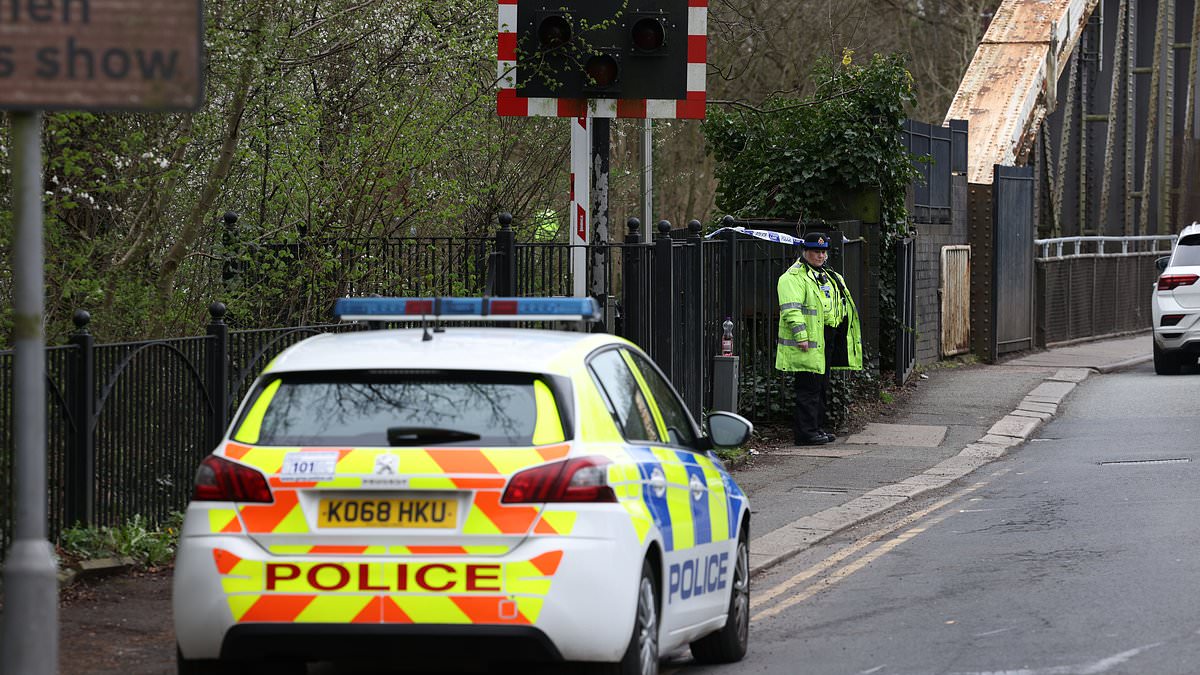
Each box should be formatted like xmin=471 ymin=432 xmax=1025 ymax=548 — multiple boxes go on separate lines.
xmin=689 ymin=474 xmax=705 ymax=500
xmin=649 ymin=468 xmax=667 ymax=497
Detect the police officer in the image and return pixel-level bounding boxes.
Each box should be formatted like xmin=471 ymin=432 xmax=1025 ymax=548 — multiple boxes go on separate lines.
xmin=776 ymin=232 xmax=863 ymax=445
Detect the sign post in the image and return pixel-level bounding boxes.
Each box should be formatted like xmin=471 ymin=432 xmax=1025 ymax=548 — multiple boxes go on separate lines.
xmin=570 ymin=116 xmax=591 ymax=298
xmin=2 ymin=109 xmax=56 ymax=675
xmin=0 ymin=3 xmax=204 ymax=672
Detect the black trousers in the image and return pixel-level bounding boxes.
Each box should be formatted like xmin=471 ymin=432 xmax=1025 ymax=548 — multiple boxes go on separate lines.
xmin=792 ymin=326 xmax=836 ymax=442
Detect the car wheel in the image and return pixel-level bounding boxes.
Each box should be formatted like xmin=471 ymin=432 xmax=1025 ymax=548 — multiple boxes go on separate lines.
xmin=595 ymin=559 xmax=660 ymax=675
xmin=1154 ymin=341 xmax=1181 ymax=375
xmin=689 ymin=529 xmax=750 ymax=664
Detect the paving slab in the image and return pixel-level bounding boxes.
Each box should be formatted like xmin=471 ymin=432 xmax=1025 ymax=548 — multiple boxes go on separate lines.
xmin=959 ymin=443 xmax=1009 ymax=459
xmin=924 ymin=455 xmax=990 ymax=478
xmin=1009 ymin=409 xmax=1052 ymax=420
xmin=1027 ymin=380 xmax=1076 ymax=402
xmin=987 ymin=415 xmax=1043 ymax=439
xmin=751 ymin=527 xmax=834 ymax=557
xmin=1018 ymin=400 xmax=1058 ymax=414
xmin=797 ymin=494 xmax=910 ymax=531
xmin=843 ymin=423 xmax=948 ymax=447
xmin=865 ymin=482 xmax=936 ymax=498
xmin=976 ymin=433 xmax=1024 ymax=447
xmin=1048 ymin=368 xmax=1092 ymax=383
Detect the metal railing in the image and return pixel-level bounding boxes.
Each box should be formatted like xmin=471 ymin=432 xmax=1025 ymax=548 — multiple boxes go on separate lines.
xmin=1035 ymin=235 xmax=1177 ymax=259
xmin=1035 ymin=235 xmax=1167 ymax=346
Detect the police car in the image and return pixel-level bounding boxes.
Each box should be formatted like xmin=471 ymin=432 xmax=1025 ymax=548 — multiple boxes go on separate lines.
xmin=173 ymin=297 xmax=753 ymax=675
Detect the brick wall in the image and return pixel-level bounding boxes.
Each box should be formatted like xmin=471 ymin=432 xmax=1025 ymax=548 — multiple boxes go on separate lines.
xmin=912 ymin=176 xmax=969 ymax=364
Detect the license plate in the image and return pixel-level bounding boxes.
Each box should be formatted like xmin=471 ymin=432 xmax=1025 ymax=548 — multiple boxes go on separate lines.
xmin=318 ymin=498 xmax=457 ymax=529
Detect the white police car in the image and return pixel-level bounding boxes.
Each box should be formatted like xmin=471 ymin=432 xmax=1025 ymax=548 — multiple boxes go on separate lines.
xmin=173 ymin=297 xmax=753 ymax=674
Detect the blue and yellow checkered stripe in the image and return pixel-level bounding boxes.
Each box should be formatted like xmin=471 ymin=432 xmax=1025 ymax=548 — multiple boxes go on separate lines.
xmin=621 ymin=446 xmax=740 ymax=552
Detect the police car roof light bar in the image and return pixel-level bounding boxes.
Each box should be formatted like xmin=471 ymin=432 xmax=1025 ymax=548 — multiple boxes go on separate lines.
xmin=333 ymin=296 xmax=602 ymax=322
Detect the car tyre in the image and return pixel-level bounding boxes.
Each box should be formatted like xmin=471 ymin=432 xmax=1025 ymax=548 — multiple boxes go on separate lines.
xmin=689 ymin=529 xmax=750 ymax=664
xmin=594 ymin=558 xmax=660 ymax=675
xmin=1154 ymin=341 xmax=1181 ymax=375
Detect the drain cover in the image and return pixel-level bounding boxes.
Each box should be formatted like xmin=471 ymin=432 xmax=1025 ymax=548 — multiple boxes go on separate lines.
xmin=1099 ymin=458 xmax=1190 ymax=466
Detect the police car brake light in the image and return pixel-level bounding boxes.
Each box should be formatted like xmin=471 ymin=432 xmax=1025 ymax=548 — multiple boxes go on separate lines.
xmin=502 ymin=456 xmax=616 ymax=504
xmin=193 ymin=455 xmax=273 ymax=503
xmin=333 ymin=296 xmax=602 ymax=322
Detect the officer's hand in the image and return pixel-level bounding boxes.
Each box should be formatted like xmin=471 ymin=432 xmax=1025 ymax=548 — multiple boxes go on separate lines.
xmin=797 ymin=341 xmax=809 ymax=351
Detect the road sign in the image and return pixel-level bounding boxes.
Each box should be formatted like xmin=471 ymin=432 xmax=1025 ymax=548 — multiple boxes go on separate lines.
xmin=0 ymin=0 xmax=204 ymax=111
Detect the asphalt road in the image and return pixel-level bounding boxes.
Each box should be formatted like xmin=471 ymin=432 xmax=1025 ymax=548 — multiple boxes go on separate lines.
xmin=682 ymin=361 xmax=1200 ymax=675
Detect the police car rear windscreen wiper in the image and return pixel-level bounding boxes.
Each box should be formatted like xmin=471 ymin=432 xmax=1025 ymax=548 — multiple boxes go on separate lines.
xmin=386 ymin=426 xmax=482 ymax=446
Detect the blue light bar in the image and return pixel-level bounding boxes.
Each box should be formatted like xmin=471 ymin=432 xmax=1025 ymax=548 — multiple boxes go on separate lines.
xmin=333 ymin=296 xmax=602 ymax=322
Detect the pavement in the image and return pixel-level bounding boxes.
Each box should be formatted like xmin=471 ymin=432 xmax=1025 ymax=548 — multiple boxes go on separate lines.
xmin=741 ymin=331 xmax=1154 ymax=577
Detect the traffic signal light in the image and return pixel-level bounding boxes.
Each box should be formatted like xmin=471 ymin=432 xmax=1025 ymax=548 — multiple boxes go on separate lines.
xmin=514 ymin=0 xmax=688 ymax=101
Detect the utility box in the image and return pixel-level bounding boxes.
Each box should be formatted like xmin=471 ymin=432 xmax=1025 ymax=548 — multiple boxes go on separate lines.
xmin=711 ymin=355 xmax=740 ymax=413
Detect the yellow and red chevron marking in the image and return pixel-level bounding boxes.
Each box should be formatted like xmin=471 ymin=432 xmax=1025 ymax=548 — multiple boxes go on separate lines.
xmin=224 ymin=442 xmax=578 ymax=535
xmin=532 ymin=510 xmax=577 ymax=536
xmin=208 ymin=508 xmax=242 ymax=534
xmin=213 ymin=549 xmax=243 ymax=574
xmin=267 ymin=545 xmax=391 ymax=556
xmin=239 ymin=489 xmax=308 ymax=534
xmin=463 ymin=490 xmax=540 ymax=535
xmin=220 ymin=443 xmax=571 ymax=479
xmin=227 ymin=594 xmax=540 ymax=624
xmin=214 ymin=548 xmax=563 ymax=625
xmin=266 ymin=545 xmax=512 ymax=556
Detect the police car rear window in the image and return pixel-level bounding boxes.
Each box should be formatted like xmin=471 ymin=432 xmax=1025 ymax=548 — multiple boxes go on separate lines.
xmin=235 ymin=371 xmax=554 ymax=447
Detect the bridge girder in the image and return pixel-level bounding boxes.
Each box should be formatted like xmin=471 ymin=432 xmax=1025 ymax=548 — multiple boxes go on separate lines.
xmin=947 ymin=0 xmax=1199 ymax=235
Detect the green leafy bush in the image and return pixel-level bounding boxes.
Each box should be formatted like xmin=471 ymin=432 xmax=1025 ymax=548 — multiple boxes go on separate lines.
xmin=58 ymin=512 xmax=182 ymax=568
xmin=703 ymin=51 xmax=919 ymax=230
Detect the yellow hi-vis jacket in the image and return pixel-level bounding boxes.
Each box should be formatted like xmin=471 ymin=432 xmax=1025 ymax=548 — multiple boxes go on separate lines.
xmin=775 ymin=260 xmax=864 ymax=374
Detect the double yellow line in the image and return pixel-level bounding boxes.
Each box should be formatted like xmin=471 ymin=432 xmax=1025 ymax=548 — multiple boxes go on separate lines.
xmin=751 ymin=470 xmax=1007 ymax=623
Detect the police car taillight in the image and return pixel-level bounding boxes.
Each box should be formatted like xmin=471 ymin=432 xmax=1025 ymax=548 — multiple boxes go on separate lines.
xmin=192 ymin=455 xmax=273 ymax=503
xmin=502 ymin=456 xmax=617 ymax=504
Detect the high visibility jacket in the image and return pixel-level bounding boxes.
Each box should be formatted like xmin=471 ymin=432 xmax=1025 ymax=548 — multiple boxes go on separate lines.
xmin=775 ymin=260 xmax=863 ymax=373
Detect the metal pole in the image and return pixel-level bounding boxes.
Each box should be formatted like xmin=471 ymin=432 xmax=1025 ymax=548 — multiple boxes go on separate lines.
xmin=570 ymin=116 xmax=590 ymax=298
xmin=591 ymin=117 xmax=610 ymax=308
xmin=642 ymin=119 xmax=653 ymax=242
xmin=1 ymin=110 xmax=58 ymax=675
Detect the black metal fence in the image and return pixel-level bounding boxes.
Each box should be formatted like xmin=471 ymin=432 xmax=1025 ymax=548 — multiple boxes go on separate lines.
xmin=894 ymin=237 xmax=917 ymax=384
xmin=2 ymin=214 xmax=892 ymax=557
xmin=0 ymin=307 xmax=367 ymax=559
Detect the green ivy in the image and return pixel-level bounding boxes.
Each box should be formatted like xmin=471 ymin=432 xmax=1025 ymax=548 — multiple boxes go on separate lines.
xmin=702 ymin=51 xmax=919 ymax=232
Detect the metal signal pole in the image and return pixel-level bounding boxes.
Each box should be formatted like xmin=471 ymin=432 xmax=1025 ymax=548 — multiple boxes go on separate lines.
xmin=570 ymin=116 xmax=591 ymax=299
xmin=1 ymin=110 xmax=59 ymax=675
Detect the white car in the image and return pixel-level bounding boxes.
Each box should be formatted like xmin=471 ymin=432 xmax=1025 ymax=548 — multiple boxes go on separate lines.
xmin=1152 ymin=222 xmax=1200 ymax=375
xmin=173 ymin=297 xmax=753 ymax=675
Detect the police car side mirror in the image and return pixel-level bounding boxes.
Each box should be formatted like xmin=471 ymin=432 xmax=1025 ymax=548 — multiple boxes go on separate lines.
xmin=705 ymin=411 xmax=753 ymax=449
xmin=1155 ymin=256 xmax=1170 ymax=272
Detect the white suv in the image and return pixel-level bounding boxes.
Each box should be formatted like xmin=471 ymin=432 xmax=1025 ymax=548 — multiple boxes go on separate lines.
xmin=1152 ymin=222 xmax=1200 ymax=375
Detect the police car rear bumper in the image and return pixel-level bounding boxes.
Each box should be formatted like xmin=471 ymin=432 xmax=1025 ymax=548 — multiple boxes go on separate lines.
xmin=174 ymin=528 xmax=645 ymax=664
xmin=220 ymin=623 xmax=563 ymax=663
